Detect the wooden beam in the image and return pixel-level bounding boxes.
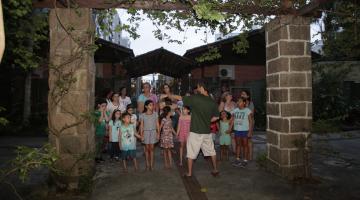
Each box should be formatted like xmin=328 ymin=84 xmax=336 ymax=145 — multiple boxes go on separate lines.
xmin=296 ymin=0 xmax=334 ymax=16
xmin=33 ymin=0 xmax=282 ymax=15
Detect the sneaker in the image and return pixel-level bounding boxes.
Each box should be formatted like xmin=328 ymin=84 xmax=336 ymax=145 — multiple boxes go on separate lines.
xmin=231 ymin=159 xmax=241 ymax=167
xmin=232 ymin=161 xmax=245 ymax=168
xmin=242 ymin=160 xmax=248 ymax=167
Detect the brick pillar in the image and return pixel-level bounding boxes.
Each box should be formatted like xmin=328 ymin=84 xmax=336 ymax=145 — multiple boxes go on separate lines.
xmin=265 ymin=15 xmax=312 ymax=179
xmin=48 ymin=8 xmax=95 ymax=189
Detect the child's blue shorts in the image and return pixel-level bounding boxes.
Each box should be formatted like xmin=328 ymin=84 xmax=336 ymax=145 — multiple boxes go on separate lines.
xmin=121 ymin=150 xmax=136 ymax=160
xmin=234 ymin=131 xmax=248 ymax=138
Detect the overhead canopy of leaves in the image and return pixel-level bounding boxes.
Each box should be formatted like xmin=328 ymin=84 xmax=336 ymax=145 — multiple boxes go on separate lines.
xmin=1 ymin=0 xmax=48 ymax=71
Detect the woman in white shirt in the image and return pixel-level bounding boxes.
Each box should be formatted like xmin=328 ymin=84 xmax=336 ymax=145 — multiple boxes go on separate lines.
xmin=107 ymin=92 xmax=120 ymax=118
xmin=118 ymin=87 xmax=132 ymax=113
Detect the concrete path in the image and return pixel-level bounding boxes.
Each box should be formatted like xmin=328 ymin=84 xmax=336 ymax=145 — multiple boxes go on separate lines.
xmin=1 ymin=131 xmax=360 ymax=200
xmin=90 ymin=146 xmax=189 ymax=200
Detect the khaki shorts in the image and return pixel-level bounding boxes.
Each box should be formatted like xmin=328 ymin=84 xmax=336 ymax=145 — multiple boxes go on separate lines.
xmin=187 ymin=132 xmax=216 ymax=159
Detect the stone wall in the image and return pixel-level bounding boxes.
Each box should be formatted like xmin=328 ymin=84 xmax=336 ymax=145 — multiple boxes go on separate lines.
xmin=48 ymin=8 xmax=96 ymax=189
xmin=265 ymin=15 xmax=312 ymax=178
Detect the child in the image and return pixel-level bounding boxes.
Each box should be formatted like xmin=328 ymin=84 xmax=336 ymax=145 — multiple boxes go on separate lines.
xmin=210 ymin=121 xmax=218 ymax=144
xmin=176 ymin=105 xmax=191 ymax=166
xmin=126 ymin=104 xmax=138 ymax=127
xmin=231 ymin=97 xmax=253 ymax=167
xmin=140 ymin=100 xmax=160 ymax=170
xmin=160 ymin=106 xmax=177 ymax=169
xmin=94 ymin=98 xmax=110 ymax=163
xmin=108 ymin=109 xmax=122 ymax=161
xmin=241 ymin=90 xmax=255 ymax=161
xmin=119 ymin=112 xmax=142 ymax=172
xmin=217 ymin=111 xmax=231 ymax=161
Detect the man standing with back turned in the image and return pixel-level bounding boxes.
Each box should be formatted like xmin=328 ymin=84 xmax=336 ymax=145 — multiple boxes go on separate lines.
xmin=170 ymin=81 xmax=220 ymax=177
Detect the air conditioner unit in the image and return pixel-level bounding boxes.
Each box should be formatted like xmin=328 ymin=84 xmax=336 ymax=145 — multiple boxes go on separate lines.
xmin=219 ymin=65 xmax=235 ymax=80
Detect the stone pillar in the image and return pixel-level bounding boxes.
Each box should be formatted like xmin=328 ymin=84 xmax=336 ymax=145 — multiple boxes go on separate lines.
xmin=265 ymin=15 xmax=312 ymax=179
xmin=48 ymin=8 xmax=96 ymax=189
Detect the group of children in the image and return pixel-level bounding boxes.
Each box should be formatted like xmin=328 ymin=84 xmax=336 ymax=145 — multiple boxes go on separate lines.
xmin=95 ymin=89 xmax=254 ymax=172
xmin=95 ymin=99 xmax=141 ymax=172
xmin=95 ymin=97 xmax=192 ymax=172
xmin=213 ymin=93 xmax=254 ymax=167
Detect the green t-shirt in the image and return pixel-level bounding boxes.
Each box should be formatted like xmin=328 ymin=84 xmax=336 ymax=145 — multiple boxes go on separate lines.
xmin=183 ymin=94 xmax=218 ymax=134
xmin=94 ymin=110 xmax=110 ymax=136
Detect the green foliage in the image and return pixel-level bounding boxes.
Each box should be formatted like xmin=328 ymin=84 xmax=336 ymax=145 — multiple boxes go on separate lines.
xmin=321 ymin=0 xmax=360 ymax=60
xmin=313 ymin=63 xmax=353 ymax=120
xmin=2 ymin=0 xmax=48 ymax=71
xmin=0 ymin=143 xmax=59 ymax=183
xmin=195 ymin=47 xmax=221 ymax=62
xmin=232 ymin=32 xmax=249 ymax=54
xmin=256 ymin=152 xmax=267 ymax=168
xmin=193 ymin=1 xmax=225 ymax=22
xmin=312 ymin=119 xmax=341 ymax=134
xmin=0 ymin=107 xmax=9 ymax=127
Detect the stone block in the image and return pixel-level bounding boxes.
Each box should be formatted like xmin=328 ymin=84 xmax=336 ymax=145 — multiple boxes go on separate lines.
xmin=269 ymin=145 xmax=289 ymax=165
xmin=48 ymin=113 xmax=77 ymax=135
xmin=278 ymin=15 xmax=311 ymax=26
xmin=280 ymin=73 xmax=306 ymax=87
xmin=269 ymin=117 xmax=289 ymax=133
xmin=290 ymin=118 xmax=312 ymax=132
xmin=267 ymin=26 xmax=288 ymax=45
xmin=49 ymin=34 xmax=73 ymax=56
xmin=49 ymin=134 xmax=59 ymax=153
xmin=280 ymin=165 xmax=305 ymax=180
xmin=280 ymin=103 xmax=307 ymax=117
xmin=60 ymin=135 xmax=81 ymax=154
xmin=305 ymin=42 xmax=311 ymax=56
xmin=290 ymin=88 xmax=312 ymax=102
xmin=267 ymin=131 xmax=279 ymax=146
xmin=290 ymin=57 xmax=311 ymax=72
xmin=267 ymin=57 xmax=289 ymax=74
xmin=55 ymin=154 xmax=79 ymax=176
xmin=50 ymin=9 xmax=93 ymax=31
xmin=289 ymin=25 xmax=310 ymax=40
xmin=266 ymin=43 xmax=279 ymax=60
xmin=279 ymin=41 xmax=305 ymax=56
xmin=267 ymin=103 xmax=280 ymax=116
xmin=306 ymin=72 xmax=312 ymax=87
xmin=77 ymin=120 xmax=93 ymax=135
xmin=266 ymin=74 xmax=279 ymax=88
xmin=307 ymin=103 xmax=312 ymax=117
xmin=61 ymin=91 xmax=90 ymax=114
xmin=74 ymin=69 xmax=94 ymax=91
xmin=290 ymin=149 xmax=305 ymax=165
xmin=270 ymin=89 xmax=288 ymax=102
xmin=279 ymin=133 xmax=306 ymax=148
xmin=266 ymin=158 xmax=305 ymax=180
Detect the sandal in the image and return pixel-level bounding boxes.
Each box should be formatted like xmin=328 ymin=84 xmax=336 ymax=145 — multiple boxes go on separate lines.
xmin=211 ymin=171 xmax=220 ymax=177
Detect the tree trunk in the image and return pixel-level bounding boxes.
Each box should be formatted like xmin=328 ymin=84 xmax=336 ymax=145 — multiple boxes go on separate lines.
xmin=23 ymin=71 xmax=31 ymax=125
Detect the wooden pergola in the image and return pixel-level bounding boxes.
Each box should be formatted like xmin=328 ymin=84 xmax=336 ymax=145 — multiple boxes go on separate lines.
xmin=33 ymin=0 xmax=329 ymax=16
xmin=31 ymin=0 xmax=332 ymax=191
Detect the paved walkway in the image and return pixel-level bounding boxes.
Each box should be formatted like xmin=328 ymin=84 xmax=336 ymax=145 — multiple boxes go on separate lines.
xmin=1 ymin=131 xmax=360 ymax=200
xmin=90 ymin=147 xmax=189 ymax=200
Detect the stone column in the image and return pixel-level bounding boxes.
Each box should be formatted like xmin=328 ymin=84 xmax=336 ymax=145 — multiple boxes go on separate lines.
xmin=48 ymin=8 xmax=96 ymax=189
xmin=265 ymin=15 xmax=312 ymax=179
